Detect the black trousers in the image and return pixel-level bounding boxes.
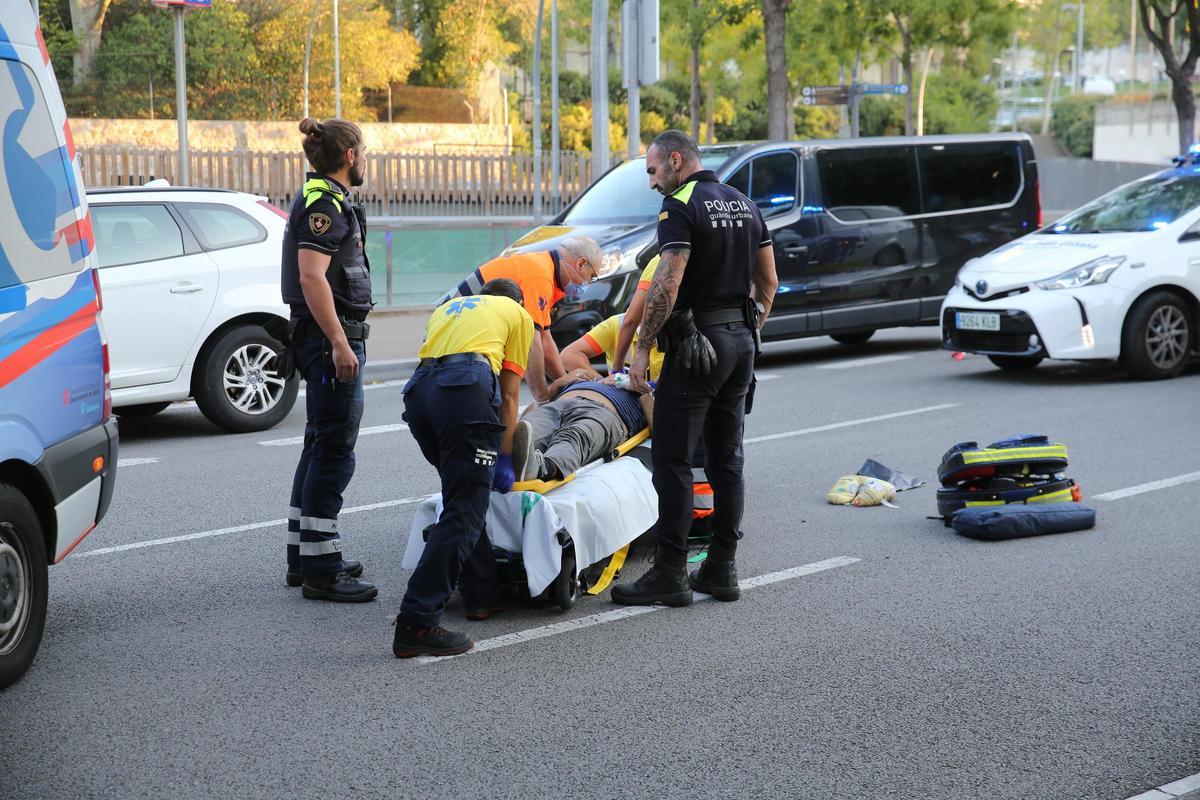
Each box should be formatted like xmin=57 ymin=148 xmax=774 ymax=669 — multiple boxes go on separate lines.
xmin=399 ymin=360 xmax=503 ymax=628
xmin=651 ymin=320 xmax=755 ymax=563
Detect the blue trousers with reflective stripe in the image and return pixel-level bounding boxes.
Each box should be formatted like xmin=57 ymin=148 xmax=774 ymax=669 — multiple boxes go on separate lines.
xmin=287 ymin=334 xmax=365 ymax=576
xmin=399 ymin=361 xmax=502 ymax=628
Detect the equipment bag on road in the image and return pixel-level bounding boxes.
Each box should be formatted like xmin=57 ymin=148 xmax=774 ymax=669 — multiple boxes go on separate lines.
xmin=950 ymin=503 xmax=1097 ymax=540
xmin=938 ymin=435 xmax=1069 ymax=486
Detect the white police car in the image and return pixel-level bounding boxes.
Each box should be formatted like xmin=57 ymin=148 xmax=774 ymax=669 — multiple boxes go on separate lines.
xmin=942 ymin=158 xmax=1200 ymax=379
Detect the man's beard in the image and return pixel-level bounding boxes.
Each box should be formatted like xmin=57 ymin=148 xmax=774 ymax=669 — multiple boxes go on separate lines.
xmin=349 ymin=163 xmax=365 ymax=187
xmin=657 ymin=163 xmax=681 ymax=195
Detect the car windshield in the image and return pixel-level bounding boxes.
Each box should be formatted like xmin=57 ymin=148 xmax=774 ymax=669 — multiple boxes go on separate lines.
xmin=1042 ymin=173 xmax=1200 ymax=234
xmin=562 ymin=150 xmax=736 ymax=224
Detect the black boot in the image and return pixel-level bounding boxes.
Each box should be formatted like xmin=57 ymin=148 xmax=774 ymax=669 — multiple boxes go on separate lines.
xmin=611 ymin=562 xmax=692 ymax=607
xmin=392 ymin=617 xmax=474 ymax=658
xmin=300 ymin=571 xmax=377 ymax=602
xmin=287 ymin=560 xmax=362 ymax=588
xmin=689 ymin=554 xmax=740 ymax=601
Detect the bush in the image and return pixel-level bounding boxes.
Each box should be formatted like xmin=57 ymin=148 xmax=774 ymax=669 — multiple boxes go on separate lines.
xmin=1051 ymin=94 xmax=1106 ymax=158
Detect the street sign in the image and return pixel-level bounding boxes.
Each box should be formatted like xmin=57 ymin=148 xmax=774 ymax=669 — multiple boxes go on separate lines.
xmin=859 ymin=83 xmax=909 ymax=95
xmin=800 ymin=86 xmax=849 ymax=106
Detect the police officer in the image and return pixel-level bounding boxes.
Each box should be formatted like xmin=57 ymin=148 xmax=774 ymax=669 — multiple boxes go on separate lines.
xmin=281 ymin=117 xmax=376 ymax=602
xmin=393 ymin=278 xmax=534 ymax=658
xmin=611 ymin=130 xmax=778 ymax=607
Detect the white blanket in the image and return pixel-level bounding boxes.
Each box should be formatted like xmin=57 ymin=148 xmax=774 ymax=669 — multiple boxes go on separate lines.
xmin=402 ymin=449 xmax=658 ymax=595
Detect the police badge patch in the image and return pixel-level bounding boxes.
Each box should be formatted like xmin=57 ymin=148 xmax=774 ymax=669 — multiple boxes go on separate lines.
xmin=308 ymin=212 xmax=332 ymax=236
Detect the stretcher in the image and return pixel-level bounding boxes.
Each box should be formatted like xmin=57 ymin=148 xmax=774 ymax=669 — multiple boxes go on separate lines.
xmin=401 ymin=429 xmax=657 ymax=612
xmin=938 ymin=438 xmax=1069 ymax=486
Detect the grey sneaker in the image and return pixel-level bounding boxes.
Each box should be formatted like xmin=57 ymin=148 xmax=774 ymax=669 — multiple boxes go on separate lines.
xmin=513 ymin=419 xmax=536 ymax=481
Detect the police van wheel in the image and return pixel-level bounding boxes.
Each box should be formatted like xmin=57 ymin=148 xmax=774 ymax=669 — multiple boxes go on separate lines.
xmin=831 ymin=330 xmax=875 ymax=345
xmin=195 ymin=325 xmax=300 ymax=433
xmin=0 ymin=484 xmax=48 ymax=690
xmin=553 ymin=550 xmax=578 ymax=611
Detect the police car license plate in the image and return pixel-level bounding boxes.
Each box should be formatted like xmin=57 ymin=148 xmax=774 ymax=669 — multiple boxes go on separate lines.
xmin=956 ymin=311 xmax=1000 ymax=332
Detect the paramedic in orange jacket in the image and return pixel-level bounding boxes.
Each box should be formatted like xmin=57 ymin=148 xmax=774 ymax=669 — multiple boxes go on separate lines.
xmin=440 ymin=236 xmax=602 ymax=402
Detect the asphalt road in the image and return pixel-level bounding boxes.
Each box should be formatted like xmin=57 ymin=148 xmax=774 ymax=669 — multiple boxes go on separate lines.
xmin=2 ymin=328 xmax=1198 ymax=800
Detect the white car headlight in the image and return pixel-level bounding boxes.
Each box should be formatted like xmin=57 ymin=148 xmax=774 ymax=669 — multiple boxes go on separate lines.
xmin=1035 ymin=256 xmax=1125 ymax=290
xmin=600 ymin=246 xmax=639 ymax=278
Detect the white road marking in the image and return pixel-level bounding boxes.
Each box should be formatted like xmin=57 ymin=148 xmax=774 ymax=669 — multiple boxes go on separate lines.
xmin=745 ymin=404 xmax=959 ymax=445
xmin=299 ymin=379 xmax=409 ymax=399
xmin=816 ymin=354 xmax=913 ymax=370
xmin=413 ymin=556 xmax=860 ymax=664
xmin=75 ymin=495 xmax=429 ymax=557
xmin=1092 ymin=471 xmax=1200 ymax=502
xmin=1125 ymin=770 xmax=1200 ymax=799
xmin=755 ymin=372 xmax=782 ymax=381
xmin=258 ymin=422 xmax=410 ymax=447
xmin=116 ymin=458 xmax=159 ymax=468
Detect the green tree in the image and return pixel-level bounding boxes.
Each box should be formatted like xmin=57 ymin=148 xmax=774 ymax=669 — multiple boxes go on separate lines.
xmin=661 ymin=0 xmax=754 ymax=139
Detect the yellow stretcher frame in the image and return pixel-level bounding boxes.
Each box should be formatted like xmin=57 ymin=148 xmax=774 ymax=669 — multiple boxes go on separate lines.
xmin=511 ymin=428 xmax=650 ymax=494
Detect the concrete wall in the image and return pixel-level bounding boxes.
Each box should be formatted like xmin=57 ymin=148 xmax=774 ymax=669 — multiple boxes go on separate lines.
xmin=1038 ymin=157 xmax=1160 ymax=215
xmin=67 ymin=119 xmax=511 ymax=152
xmin=1093 ymin=100 xmax=1180 ymax=165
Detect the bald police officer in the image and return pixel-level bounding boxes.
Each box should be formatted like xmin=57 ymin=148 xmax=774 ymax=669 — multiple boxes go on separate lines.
xmin=611 ymin=130 xmax=778 ymax=607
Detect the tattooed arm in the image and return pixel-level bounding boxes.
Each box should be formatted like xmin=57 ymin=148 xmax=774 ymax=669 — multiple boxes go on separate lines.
xmin=629 ymin=247 xmax=689 ymax=392
xmin=635 ymin=247 xmax=690 ymax=353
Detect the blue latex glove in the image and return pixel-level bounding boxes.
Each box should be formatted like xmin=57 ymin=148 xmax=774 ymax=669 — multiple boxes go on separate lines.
xmin=492 ymin=454 xmax=515 ymax=493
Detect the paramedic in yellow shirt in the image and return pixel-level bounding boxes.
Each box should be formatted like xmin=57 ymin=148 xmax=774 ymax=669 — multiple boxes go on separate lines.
xmin=561 ymin=311 xmax=666 ymax=382
xmin=392 ymin=278 xmax=533 ymax=659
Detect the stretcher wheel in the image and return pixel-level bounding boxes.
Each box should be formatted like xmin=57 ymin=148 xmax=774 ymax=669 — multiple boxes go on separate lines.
xmin=553 ymin=551 xmax=577 ymax=611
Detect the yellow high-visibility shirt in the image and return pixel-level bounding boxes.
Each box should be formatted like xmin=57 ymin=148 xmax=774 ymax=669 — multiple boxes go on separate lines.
xmin=419 ymin=295 xmax=534 ymax=376
xmin=581 ymin=313 xmax=665 ymax=380
xmin=637 ymin=255 xmax=660 ymax=291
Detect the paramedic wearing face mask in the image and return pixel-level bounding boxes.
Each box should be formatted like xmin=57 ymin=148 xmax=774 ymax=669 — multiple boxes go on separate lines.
xmin=438 ymin=236 xmax=601 ymax=403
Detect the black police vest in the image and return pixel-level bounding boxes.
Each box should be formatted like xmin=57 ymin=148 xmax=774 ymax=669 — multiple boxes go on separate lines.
xmin=281 ymin=177 xmax=373 ymax=319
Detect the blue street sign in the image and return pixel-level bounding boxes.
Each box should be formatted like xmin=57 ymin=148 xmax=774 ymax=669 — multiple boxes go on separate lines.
xmin=859 ymin=83 xmax=909 ymax=95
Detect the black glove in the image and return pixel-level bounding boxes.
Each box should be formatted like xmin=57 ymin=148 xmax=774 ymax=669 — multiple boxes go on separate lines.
xmin=679 ymin=330 xmax=716 ymax=377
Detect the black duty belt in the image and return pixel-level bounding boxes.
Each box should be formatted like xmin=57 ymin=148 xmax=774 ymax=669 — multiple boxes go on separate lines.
xmin=342 ymin=319 xmax=370 ymax=340
xmin=693 ymin=307 xmax=746 ymax=327
xmin=418 ymin=352 xmax=490 ymax=368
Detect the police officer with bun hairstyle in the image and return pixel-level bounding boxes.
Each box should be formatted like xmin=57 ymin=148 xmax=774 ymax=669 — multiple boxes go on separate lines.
xmin=611 ymin=130 xmax=778 ymax=607
xmin=280 ymin=117 xmax=376 ymax=602
xmin=393 ymin=278 xmax=533 ymax=658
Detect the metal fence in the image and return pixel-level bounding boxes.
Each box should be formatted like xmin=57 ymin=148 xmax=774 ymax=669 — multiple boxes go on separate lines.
xmin=77 ymin=145 xmax=595 ymax=217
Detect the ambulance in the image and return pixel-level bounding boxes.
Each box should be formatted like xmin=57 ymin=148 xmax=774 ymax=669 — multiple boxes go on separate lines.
xmin=0 ymin=4 xmax=117 ymax=688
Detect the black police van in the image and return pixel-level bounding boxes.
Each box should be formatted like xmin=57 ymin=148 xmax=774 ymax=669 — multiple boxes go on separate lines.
xmin=506 ymin=134 xmax=1040 ymax=348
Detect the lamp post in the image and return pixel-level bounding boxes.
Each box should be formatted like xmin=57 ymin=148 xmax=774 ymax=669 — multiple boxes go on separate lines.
xmin=1063 ymin=1 xmax=1085 ymax=92
xmin=151 ymin=0 xmax=211 ymax=186
xmin=333 ymin=0 xmax=341 ymax=116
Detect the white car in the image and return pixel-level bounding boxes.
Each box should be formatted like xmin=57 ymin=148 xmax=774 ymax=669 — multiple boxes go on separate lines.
xmin=942 ymin=164 xmax=1200 ymax=379
xmin=89 ymin=184 xmax=299 ymax=431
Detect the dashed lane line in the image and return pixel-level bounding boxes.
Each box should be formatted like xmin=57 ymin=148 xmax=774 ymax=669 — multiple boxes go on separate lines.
xmin=1125 ymin=769 xmax=1200 ymax=799
xmin=116 ymin=458 xmax=160 ymax=467
xmin=815 ymin=354 xmax=914 ymax=370
xmin=744 ymin=403 xmax=959 ymax=445
xmin=1092 ymin=471 xmax=1200 ymax=502
xmin=75 ymin=496 xmax=430 ymax=558
xmin=412 ymin=556 xmax=861 ymax=664
xmin=258 ymin=422 xmax=409 ymax=447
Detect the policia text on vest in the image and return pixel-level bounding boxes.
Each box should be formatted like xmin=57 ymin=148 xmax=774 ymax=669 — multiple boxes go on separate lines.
xmin=280 ymin=117 xmax=378 ymax=604
xmin=612 ymin=130 xmax=778 ymax=609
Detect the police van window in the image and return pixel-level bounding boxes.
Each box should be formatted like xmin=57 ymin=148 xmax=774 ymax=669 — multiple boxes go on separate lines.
xmin=176 ymin=203 xmax=267 ymax=251
xmin=563 ymin=159 xmax=663 ymax=224
xmin=726 ymin=163 xmax=750 ymax=196
xmin=747 ymin=152 xmax=798 ymax=217
xmin=918 ymin=142 xmax=1020 ymax=213
xmin=816 ymin=146 xmax=920 ymax=220
xmin=91 ymin=204 xmax=185 ymax=268
xmin=0 ymin=61 xmax=84 ymax=286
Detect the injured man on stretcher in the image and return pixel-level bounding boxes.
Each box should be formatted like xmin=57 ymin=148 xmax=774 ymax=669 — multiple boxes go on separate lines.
xmin=511 ymin=368 xmax=653 ymax=482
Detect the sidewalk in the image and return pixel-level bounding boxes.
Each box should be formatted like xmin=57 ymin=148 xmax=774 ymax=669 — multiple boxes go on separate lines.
xmin=363 ymin=307 xmax=433 ymax=382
